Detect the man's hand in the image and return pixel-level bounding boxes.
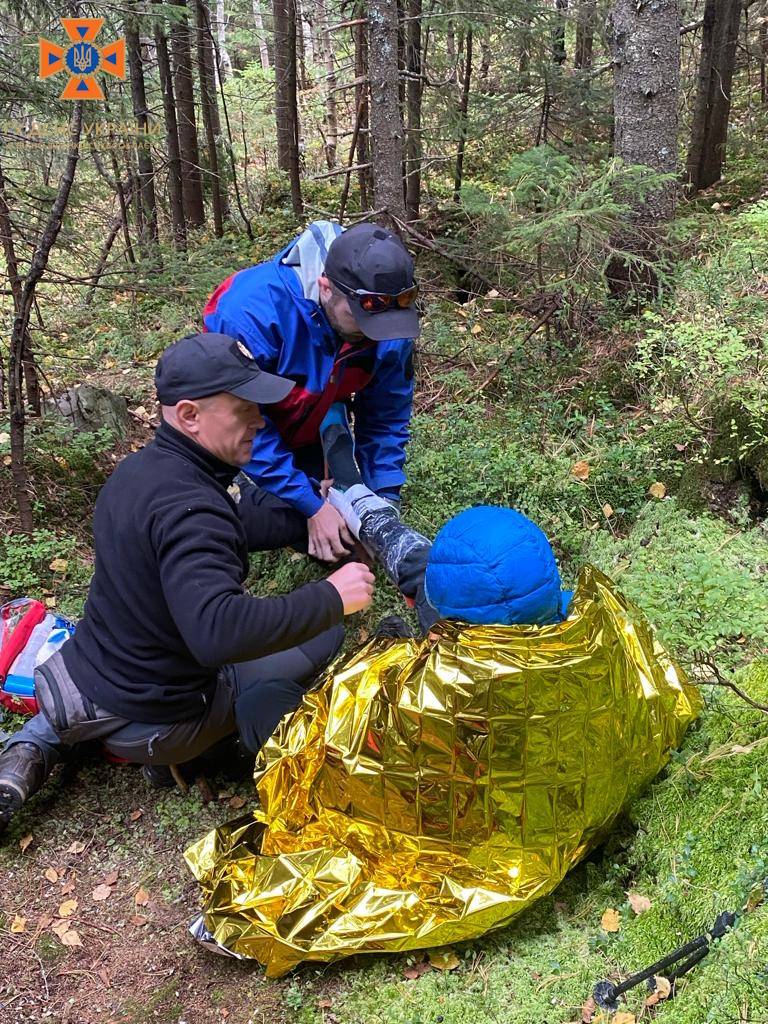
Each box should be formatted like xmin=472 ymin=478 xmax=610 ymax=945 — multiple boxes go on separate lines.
xmin=308 ymin=501 xmax=355 ymax=562
xmin=327 ymin=561 xmax=375 ymax=615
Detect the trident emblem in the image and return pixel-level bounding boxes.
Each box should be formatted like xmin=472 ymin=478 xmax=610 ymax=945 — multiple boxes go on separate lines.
xmin=39 ymin=18 xmax=125 ymax=101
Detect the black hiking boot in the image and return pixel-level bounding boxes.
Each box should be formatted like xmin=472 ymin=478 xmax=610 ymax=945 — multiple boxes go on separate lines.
xmin=141 ymin=764 xmax=177 ymax=789
xmin=374 ymin=615 xmax=414 ymax=639
xmin=0 ymin=742 xmax=48 ymax=836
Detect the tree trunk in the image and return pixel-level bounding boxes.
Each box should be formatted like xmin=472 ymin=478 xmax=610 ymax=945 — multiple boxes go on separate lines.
xmin=354 ymin=3 xmax=373 ymax=209
xmin=685 ymin=0 xmax=742 ymax=192
xmin=404 ymin=0 xmax=422 ymax=222
xmin=196 ymin=0 xmax=227 ymax=235
xmin=519 ymin=13 xmax=532 ymax=91
xmin=302 ymin=12 xmax=315 ymax=66
xmin=479 ymin=30 xmax=491 ymax=80
xmin=0 ymin=159 xmax=39 ymax=417
xmin=252 ymin=0 xmax=271 ymax=70
xmin=453 ymin=27 xmax=472 ymax=203
xmin=273 ymin=0 xmax=304 ymax=216
xmin=316 ymin=0 xmax=338 ymax=168
xmin=215 ymin=0 xmax=233 ymax=82
xmin=4 ymin=103 xmax=84 ymax=531
xmin=760 ymin=0 xmax=767 ymax=103
xmin=170 ymin=0 xmax=206 ymax=228
xmin=296 ymin=1 xmax=309 ymax=90
xmin=125 ymin=10 xmax=159 ymax=247
xmin=608 ymin=0 xmax=681 ymax=297
xmin=552 ymin=0 xmax=568 ymax=65
xmin=155 ymin=26 xmax=187 ymax=249
xmin=574 ymin=0 xmax=596 ymax=68
xmin=368 ymin=0 xmax=406 ymax=226
xmin=86 ymin=182 xmax=135 ymax=304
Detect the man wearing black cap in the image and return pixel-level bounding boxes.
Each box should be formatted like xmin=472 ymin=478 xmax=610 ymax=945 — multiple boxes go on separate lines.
xmin=0 ymin=333 xmax=374 ymax=835
xmin=203 ymin=220 xmax=420 ymax=563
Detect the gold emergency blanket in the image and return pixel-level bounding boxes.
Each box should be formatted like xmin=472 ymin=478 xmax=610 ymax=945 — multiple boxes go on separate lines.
xmin=185 ymin=566 xmax=701 ymax=976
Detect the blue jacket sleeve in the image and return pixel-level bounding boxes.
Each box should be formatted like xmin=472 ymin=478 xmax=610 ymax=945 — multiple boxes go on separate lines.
xmin=242 ymin=418 xmax=323 ymax=518
xmin=351 ymin=341 xmax=414 ymax=498
xmin=203 ymin=272 xmax=323 ymax=518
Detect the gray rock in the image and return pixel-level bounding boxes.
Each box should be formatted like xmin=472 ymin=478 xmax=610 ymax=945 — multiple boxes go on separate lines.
xmin=47 ymin=384 xmax=130 ymax=437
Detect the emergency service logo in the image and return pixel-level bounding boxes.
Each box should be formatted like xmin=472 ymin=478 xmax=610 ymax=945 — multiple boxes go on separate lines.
xmin=39 ymin=18 xmax=125 ymax=101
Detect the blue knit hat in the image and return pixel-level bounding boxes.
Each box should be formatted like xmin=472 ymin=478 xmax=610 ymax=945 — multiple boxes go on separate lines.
xmin=424 ymin=506 xmax=572 ymax=626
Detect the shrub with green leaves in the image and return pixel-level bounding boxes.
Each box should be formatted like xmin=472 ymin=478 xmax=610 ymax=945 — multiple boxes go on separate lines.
xmin=0 ymin=530 xmax=75 ymax=595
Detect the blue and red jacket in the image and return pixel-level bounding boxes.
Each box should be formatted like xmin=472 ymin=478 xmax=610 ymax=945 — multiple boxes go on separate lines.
xmin=203 ymin=221 xmax=414 ymax=517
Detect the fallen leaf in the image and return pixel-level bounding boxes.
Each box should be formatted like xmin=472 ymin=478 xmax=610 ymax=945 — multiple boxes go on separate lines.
xmin=45 ymin=597 xmax=57 ymax=608
xmin=134 ymin=887 xmax=149 ymax=906
xmin=11 ymin=915 xmax=27 ymax=933
xmin=645 ymin=975 xmax=672 ymax=1006
xmin=228 ymin=795 xmax=246 ymax=810
xmin=613 ymin=1013 xmax=635 ymax=1024
xmin=129 ymin=914 xmax=149 ymax=926
xmin=628 ymin=892 xmax=652 ymax=915
xmin=601 ymin=907 xmax=621 ymax=933
xmin=61 ymin=929 xmax=83 ymax=947
xmin=217 ymin=791 xmax=232 ymax=802
xmin=571 ymin=460 xmax=591 ymax=481
xmin=470 ymin=323 xmax=482 ymax=335
xmin=44 ymin=866 xmax=59 ymax=884
xmin=61 ymin=880 xmax=75 ymax=895
xmin=19 ymin=833 xmax=33 ymax=853
xmin=674 ymin=442 xmax=687 ymax=452
xmin=602 ymin=503 xmax=614 ymax=518
xmin=648 ymin=481 xmax=667 ymax=499
xmin=103 ymin=870 xmax=119 ymax=886
xmin=3 ymin=455 xmax=11 ymax=466
xmin=486 ymin=289 xmax=500 ymax=298
xmin=92 ymin=884 xmax=112 ymax=902
xmin=37 ymin=914 xmax=54 ymax=931
xmin=66 ymin=840 xmax=86 ymax=855
xmin=0 ymin=431 xmax=10 ymax=444
xmin=49 ymin=558 xmax=69 ymax=573
xmin=129 ymin=808 xmax=143 ymax=821
xmin=317 ymin=998 xmax=333 ymax=1009
xmin=403 ymin=959 xmax=431 ymax=980
xmin=97 ymin=968 xmax=111 ymax=988
xmin=58 ymin=898 xmax=78 ymax=918
xmin=51 ymin=918 xmax=70 ymax=938
xmin=746 ymin=883 xmax=765 ymax=911
xmin=428 ymin=948 xmax=460 ymax=971
xmin=581 ymin=995 xmax=597 ymax=1023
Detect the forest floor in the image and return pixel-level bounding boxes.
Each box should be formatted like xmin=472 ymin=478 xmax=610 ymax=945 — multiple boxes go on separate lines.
xmin=2 ymin=200 xmax=768 ymax=1024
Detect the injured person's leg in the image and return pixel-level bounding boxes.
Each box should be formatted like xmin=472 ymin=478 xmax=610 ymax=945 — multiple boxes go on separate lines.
xmin=320 ymin=404 xmax=439 ymax=633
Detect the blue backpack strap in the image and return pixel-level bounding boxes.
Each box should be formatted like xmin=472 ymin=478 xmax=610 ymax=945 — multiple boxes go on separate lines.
xmin=308 ymin=222 xmax=330 ymax=260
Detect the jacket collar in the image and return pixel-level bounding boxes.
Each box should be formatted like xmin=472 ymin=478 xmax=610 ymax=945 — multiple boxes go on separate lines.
xmin=154 ymin=421 xmax=239 ymax=489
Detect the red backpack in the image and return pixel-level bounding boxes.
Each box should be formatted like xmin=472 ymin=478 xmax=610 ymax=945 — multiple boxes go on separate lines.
xmin=0 ymin=598 xmax=47 ymax=713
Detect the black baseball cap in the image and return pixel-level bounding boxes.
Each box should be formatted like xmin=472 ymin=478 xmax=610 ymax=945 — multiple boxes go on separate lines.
xmin=324 ymin=223 xmax=420 ymax=341
xmin=155 ymin=333 xmax=295 ymax=406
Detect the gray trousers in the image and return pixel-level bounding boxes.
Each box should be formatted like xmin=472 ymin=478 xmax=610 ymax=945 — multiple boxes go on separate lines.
xmin=5 ymin=625 xmax=344 ymax=775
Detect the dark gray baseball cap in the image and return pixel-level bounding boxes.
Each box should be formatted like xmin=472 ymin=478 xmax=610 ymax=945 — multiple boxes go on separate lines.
xmin=155 ymin=333 xmax=295 ymax=405
xmin=324 ymin=223 xmax=420 ymax=341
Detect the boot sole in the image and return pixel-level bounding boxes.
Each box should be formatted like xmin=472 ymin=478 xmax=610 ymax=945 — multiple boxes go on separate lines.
xmin=0 ymin=784 xmax=23 ymax=835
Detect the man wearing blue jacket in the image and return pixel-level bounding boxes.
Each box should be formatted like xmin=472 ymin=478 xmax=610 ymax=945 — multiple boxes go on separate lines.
xmin=203 ymin=220 xmax=420 ymax=562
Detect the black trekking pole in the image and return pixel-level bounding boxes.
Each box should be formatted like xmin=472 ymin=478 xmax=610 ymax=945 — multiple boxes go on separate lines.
xmin=593 ymin=909 xmax=737 ymax=1011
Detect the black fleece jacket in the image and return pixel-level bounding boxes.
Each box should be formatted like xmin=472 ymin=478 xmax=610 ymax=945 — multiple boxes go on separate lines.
xmin=61 ymin=422 xmax=343 ymax=723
